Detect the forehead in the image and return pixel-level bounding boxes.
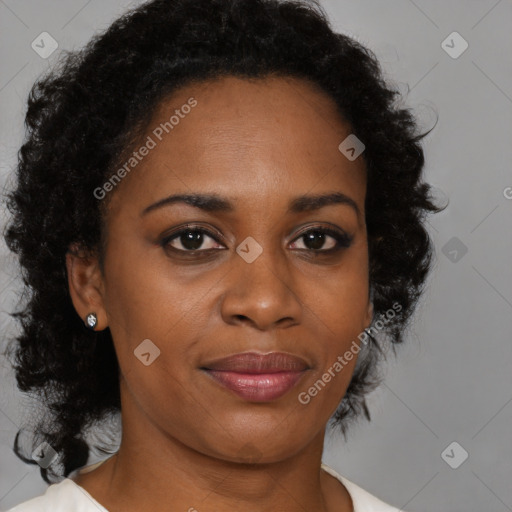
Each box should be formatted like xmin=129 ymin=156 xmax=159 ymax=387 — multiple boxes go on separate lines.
xmin=105 ymin=75 xmax=367 ymax=220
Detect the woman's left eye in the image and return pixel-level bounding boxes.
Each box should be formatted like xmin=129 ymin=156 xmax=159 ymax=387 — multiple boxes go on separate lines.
xmin=290 ymin=228 xmax=353 ymax=252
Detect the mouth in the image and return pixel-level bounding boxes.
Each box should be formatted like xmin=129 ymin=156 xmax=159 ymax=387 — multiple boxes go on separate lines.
xmin=200 ymin=351 xmax=310 ymax=402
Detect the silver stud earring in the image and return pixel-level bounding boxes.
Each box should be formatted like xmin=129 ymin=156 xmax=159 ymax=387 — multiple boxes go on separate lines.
xmin=85 ymin=312 xmax=98 ymax=330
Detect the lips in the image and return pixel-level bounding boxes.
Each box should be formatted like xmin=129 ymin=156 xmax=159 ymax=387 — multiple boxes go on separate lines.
xmin=203 ymin=352 xmax=309 ymax=373
xmin=201 ymin=352 xmax=310 ymax=402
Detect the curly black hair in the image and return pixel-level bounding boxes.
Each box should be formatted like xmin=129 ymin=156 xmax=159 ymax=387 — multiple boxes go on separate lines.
xmin=2 ymin=0 xmax=445 ymax=483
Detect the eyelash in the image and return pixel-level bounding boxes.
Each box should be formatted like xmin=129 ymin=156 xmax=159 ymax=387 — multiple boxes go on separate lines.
xmin=160 ymin=224 xmax=353 ymax=256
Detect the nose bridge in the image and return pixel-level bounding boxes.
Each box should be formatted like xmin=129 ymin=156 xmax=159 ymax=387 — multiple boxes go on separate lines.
xmin=239 ymin=236 xmax=287 ymax=289
xmin=220 ymin=234 xmax=303 ymax=330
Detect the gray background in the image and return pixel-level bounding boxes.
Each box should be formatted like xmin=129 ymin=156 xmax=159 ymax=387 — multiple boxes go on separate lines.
xmin=0 ymin=1 xmax=511 ymax=511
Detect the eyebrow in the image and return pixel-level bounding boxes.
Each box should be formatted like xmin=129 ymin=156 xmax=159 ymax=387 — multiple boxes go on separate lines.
xmin=140 ymin=192 xmax=360 ymax=218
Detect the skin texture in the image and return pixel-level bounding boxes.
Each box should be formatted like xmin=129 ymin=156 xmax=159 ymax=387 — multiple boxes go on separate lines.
xmin=66 ymin=75 xmax=373 ymax=512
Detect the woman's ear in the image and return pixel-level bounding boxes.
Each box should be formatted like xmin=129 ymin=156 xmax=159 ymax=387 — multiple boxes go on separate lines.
xmin=65 ymin=242 xmax=108 ymax=331
xmin=364 ymin=299 xmax=374 ymax=330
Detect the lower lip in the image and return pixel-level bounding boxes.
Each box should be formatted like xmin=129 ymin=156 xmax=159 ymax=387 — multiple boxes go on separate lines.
xmin=203 ymin=370 xmax=306 ymax=402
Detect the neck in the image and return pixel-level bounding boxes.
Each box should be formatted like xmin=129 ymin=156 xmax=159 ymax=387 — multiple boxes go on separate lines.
xmin=72 ymin=381 xmax=353 ymax=512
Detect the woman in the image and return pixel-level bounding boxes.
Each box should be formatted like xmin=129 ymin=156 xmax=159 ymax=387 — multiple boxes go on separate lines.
xmin=2 ymin=0 xmax=443 ymax=510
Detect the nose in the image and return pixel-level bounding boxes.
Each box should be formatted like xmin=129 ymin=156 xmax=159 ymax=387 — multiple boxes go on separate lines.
xmin=220 ymin=244 xmax=303 ymax=331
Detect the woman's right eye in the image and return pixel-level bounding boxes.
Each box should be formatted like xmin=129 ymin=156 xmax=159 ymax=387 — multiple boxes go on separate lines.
xmin=161 ymin=227 xmax=225 ymax=252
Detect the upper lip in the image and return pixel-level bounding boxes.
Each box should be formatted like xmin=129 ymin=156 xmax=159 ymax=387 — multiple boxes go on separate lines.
xmin=201 ymin=352 xmax=310 ymax=373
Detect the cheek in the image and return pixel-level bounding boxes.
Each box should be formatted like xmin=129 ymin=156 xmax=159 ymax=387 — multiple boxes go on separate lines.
xmin=302 ymin=250 xmax=369 ymax=339
xmin=297 ymin=253 xmax=369 ymax=400
xmin=103 ymin=248 xmax=202 ymax=426
xmin=103 ymin=239 xmax=188 ymax=333
xmin=102 ymin=238 xmax=217 ymax=387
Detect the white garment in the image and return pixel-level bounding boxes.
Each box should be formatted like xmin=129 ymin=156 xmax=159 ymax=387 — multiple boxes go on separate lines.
xmin=6 ymin=461 xmax=404 ymax=511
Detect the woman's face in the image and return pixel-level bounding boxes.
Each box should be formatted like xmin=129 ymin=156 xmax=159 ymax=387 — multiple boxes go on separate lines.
xmin=88 ymin=75 xmax=372 ymax=463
